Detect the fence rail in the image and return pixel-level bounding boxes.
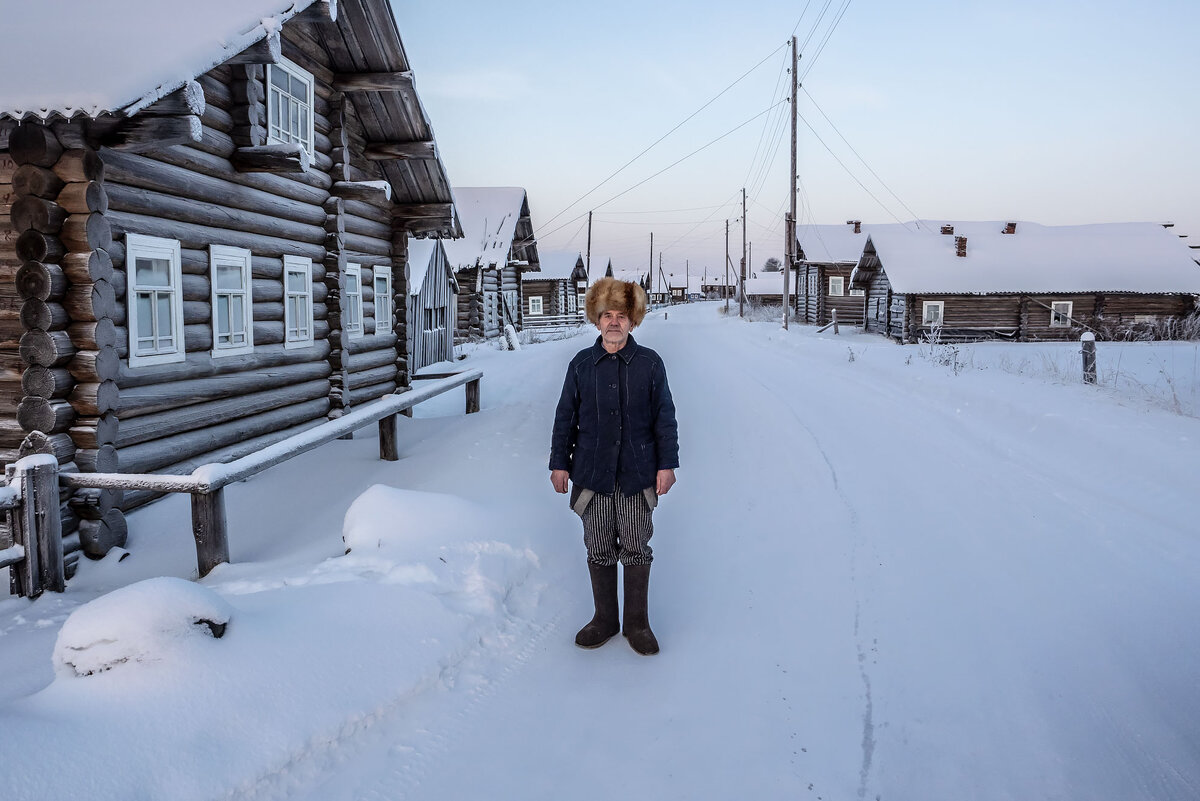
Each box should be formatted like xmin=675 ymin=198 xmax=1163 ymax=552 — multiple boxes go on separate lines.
xmin=523 ymin=313 xmax=586 ymax=329
xmin=4 ymin=371 xmax=482 ymax=595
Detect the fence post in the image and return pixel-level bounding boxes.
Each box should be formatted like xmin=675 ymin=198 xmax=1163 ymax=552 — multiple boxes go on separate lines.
xmin=9 ymin=456 xmax=64 ymax=596
xmin=379 ymin=413 xmax=399 ymax=461
xmin=1081 ymin=332 xmax=1097 ymax=384
xmin=832 ymin=308 xmax=839 ymax=335
xmin=465 ymin=378 xmax=481 ymax=414
xmin=191 ymin=489 xmax=230 ymax=577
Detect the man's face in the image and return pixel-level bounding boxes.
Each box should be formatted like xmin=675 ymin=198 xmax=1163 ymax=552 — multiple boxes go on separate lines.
xmin=597 ymin=309 xmax=632 ymax=347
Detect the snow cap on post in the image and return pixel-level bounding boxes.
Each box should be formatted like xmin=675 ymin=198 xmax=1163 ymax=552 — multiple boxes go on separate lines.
xmin=585 ymin=277 xmax=647 ymax=328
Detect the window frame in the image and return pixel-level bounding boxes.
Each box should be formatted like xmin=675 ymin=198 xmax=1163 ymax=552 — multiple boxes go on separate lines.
xmin=922 ymin=300 xmax=945 ymax=327
xmin=209 ymin=245 xmax=255 ymax=358
xmin=283 ymin=255 xmax=314 ymax=349
xmin=828 ymin=276 xmax=844 ymax=297
xmin=126 ymin=233 xmax=185 ymax=368
xmin=345 ymin=263 xmax=364 ymax=339
xmin=373 ymin=268 xmax=392 ymax=337
xmin=849 ymin=287 xmax=865 ymax=297
xmin=1050 ymin=301 xmax=1073 ymax=328
xmin=529 ymin=296 xmax=544 ymax=315
xmin=266 ymin=56 xmax=315 ymax=158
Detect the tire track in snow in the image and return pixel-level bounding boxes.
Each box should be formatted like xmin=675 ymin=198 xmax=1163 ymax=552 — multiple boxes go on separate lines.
xmin=703 ymin=329 xmax=880 ymax=799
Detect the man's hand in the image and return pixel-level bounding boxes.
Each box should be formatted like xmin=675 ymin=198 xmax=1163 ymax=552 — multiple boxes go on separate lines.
xmin=551 ymin=469 xmax=570 ymax=494
xmin=656 ymin=468 xmax=676 ymax=496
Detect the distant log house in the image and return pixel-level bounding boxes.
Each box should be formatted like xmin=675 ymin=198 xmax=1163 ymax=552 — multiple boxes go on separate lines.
xmin=0 ymin=0 xmax=462 ymax=560
xmin=521 ymin=253 xmax=587 ymax=325
xmin=444 ymin=187 xmax=540 ymax=342
xmin=851 ymin=221 xmax=1200 ymax=343
xmin=796 ymin=220 xmax=870 ymax=327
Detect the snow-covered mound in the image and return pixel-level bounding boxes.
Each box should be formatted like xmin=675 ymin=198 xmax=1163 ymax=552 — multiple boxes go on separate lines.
xmin=343 ymin=484 xmax=493 ymax=553
xmin=53 ymin=577 xmax=233 ymax=677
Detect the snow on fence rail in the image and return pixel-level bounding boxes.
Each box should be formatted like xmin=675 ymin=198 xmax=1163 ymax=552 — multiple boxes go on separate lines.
xmin=5 ymin=371 xmax=482 ymax=594
xmin=523 ymin=313 xmax=586 ymax=330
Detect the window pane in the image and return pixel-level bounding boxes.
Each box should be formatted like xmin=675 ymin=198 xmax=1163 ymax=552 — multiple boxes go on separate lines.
xmin=347 ymin=273 xmax=359 ymax=293
xmin=216 ymin=295 xmax=230 ymax=336
xmin=231 ymin=296 xmax=245 ymax=332
xmin=136 ymin=257 xmax=171 ymax=287
xmin=136 ymin=293 xmax=154 ymax=339
xmin=157 ymin=295 xmax=173 ymax=340
xmin=291 ymin=73 xmax=306 ymax=98
xmin=287 ymin=269 xmax=307 ymax=292
xmin=271 ymin=67 xmax=289 ymax=91
xmin=216 ymin=264 xmax=242 ymax=291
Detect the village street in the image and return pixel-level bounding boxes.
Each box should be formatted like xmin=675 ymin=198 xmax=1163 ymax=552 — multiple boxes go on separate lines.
xmin=2 ymin=302 xmax=1198 ymax=800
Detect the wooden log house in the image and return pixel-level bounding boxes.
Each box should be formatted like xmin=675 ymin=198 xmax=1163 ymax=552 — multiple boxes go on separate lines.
xmin=521 ymin=253 xmax=587 ymax=325
xmin=796 ymin=220 xmax=870 ymax=326
xmin=443 ymin=187 xmax=540 ymax=342
xmin=0 ymin=0 xmax=461 ymax=559
xmin=406 ymin=237 xmax=458 ymax=372
xmin=850 ymin=221 xmax=1200 ymax=343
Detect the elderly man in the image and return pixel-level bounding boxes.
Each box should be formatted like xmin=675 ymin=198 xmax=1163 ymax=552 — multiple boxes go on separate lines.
xmin=550 ymin=277 xmax=679 ymax=655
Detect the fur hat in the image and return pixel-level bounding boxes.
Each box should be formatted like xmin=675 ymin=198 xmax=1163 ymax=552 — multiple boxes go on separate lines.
xmin=585 ymin=277 xmax=647 ymax=328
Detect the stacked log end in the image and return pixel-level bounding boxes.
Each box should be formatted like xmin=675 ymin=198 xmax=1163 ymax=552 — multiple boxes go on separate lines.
xmin=19 ymin=125 xmax=125 ymax=557
xmin=323 ymin=93 xmax=350 ymax=420
xmin=390 ymin=226 xmax=409 ymax=388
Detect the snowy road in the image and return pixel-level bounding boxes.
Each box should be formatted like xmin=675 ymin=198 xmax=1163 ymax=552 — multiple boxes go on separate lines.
xmin=3 ymin=303 xmax=1198 ymax=801
xmin=296 ymin=304 xmax=1200 ymax=800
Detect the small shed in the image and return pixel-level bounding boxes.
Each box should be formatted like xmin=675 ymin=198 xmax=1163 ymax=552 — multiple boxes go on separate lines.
xmin=522 ymin=252 xmax=587 ymax=325
xmin=407 ymin=238 xmax=457 ymax=372
xmin=744 ymin=271 xmax=787 ymax=306
xmin=796 ymin=221 xmax=869 ymax=326
xmin=851 ymin=221 xmax=1200 ymax=342
xmin=444 ymin=187 xmax=540 ymax=342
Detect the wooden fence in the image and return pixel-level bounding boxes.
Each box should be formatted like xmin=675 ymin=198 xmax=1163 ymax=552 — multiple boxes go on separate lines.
xmin=3 ymin=370 xmax=481 ymax=595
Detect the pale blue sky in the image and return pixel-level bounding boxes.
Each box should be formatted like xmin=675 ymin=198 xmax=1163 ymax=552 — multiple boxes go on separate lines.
xmin=398 ymin=1 xmax=1199 ymax=277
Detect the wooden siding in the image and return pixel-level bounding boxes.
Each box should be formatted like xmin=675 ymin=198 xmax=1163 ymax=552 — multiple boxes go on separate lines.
xmin=408 ymin=243 xmax=455 ymax=372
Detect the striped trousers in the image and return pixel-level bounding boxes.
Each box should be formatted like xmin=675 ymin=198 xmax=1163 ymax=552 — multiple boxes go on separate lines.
xmin=579 ymin=485 xmax=655 ymax=567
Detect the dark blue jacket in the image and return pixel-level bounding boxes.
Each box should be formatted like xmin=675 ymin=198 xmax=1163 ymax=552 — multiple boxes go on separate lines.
xmin=550 ymin=334 xmax=679 ymax=495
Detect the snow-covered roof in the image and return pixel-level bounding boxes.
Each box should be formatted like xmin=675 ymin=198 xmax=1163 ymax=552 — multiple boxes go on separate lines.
xmin=407 ymin=238 xmax=438 ymax=296
xmin=797 ymin=223 xmax=869 ymax=264
xmin=525 ymin=251 xmax=583 ymax=281
xmin=0 ymin=0 xmax=315 ymax=120
xmin=864 ymin=221 xmax=1200 ymax=295
xmin=744 ymin=271 xmax=787 ymax=296
xmin=442 ymin=187 xmax=529 ymax=272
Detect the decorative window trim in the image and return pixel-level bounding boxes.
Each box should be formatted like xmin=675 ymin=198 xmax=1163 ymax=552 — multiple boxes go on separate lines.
xmin=373 ymin=268 xmax=392 ymax=337
xmin=922 ymin=300 xmax=944 ymax=327
xmin=209 ymin=245 xmax=255 ymax=358
xmin=283 ymin=255 xmax=314 ymax=349
xmin=266 ymin=56 xmax=315 ymax=157
xmin=1050 ymin=301 xmax=1073 ymax=328
xmin=529 ymin=296 xmax=544 ymax=315
xmin=828 ymin=276 xmax=844 ymax=296
xmin=126 ymin=233 xmax=185 ymax=368
xmin=345 ymin=263 xmax=364 ymax=339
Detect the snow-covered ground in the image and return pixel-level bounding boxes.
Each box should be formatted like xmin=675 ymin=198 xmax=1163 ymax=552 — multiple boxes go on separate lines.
xmin=2 ymin=302 xmax=1198 ymax=801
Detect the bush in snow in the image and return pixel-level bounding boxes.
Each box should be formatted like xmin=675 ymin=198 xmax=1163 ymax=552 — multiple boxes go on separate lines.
xmin=53 ymin=577 xmax=234 ymax=677
xmin=502 ymin=324 xmax=521 ymax=351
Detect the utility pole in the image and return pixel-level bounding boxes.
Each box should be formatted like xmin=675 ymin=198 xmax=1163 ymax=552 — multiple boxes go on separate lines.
xmin=783 ymin=35 xmax=798 ymax=330
xmin=586 ymin=210 xmax=592 ymax=279
xmin=740 ymin=187 xmax=747 ymax=318
xmin=685 ymin=259 xmax=689 ymax=303
xmin=725 ymin=219 xmax=730 ymax=312
xmin=649 ymin=232 xmax=653 ymax=297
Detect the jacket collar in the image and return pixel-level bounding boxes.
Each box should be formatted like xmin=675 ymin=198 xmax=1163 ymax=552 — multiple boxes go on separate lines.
xmin=591 ymin=333 xmax=640 ymax=364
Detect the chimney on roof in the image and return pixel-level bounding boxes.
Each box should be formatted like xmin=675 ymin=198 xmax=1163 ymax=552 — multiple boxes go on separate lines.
xmin=1003 ymin=222 xmax=1017 ymax=235
xmin=955 ymin=236 xmax=968 ymax=257
xmin=941 ymin=224 xmax=954 ymax=235
xmin=846 ymin=220 xmax=862 ymax=234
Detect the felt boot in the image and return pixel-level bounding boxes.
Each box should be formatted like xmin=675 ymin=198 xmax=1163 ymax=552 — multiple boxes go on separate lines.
xmin=622 ymin=563 xmax=659 ymax=655
xmin=575 ymin=563 xmax=620 ymax=648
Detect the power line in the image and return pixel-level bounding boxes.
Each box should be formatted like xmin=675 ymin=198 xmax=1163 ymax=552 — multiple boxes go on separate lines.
xmin=537 ymin=40 xmax=790 ymax=233
xmin=799 ymin=0 xmax=854 ymax=82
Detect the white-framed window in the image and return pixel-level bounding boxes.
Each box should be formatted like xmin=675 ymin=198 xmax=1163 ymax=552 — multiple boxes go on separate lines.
xmin=1050 ymin=301 xmax=1073 ymax=328
xmin=373 ymin=268 xmax=392 ymax=336
xmin=126 ymin=233 xmax=185 ymax=368
xmin=284 ymin=255 xmax=314 ymax=349
xmin=849 ymin=287 xmax=865 ymax=297
xmin=209 ymin=245 xmax=254 ymax=357
xmin=922 ymin=300 xmax=944 ymax=327
xmin=529 ymin=296 xmax=544 ymax=315
xmin=828 ymin=276 xmax=844 ymax=296
xmin=345 ymin=263 xmax=363 ymax=339
xmin=266 ymin=56 xmax=315 ymax=157
xmin=1133 ymin=314 xmax=1158 ymax=324
xmin=424 ymin=306 xmax=446 ymax=332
